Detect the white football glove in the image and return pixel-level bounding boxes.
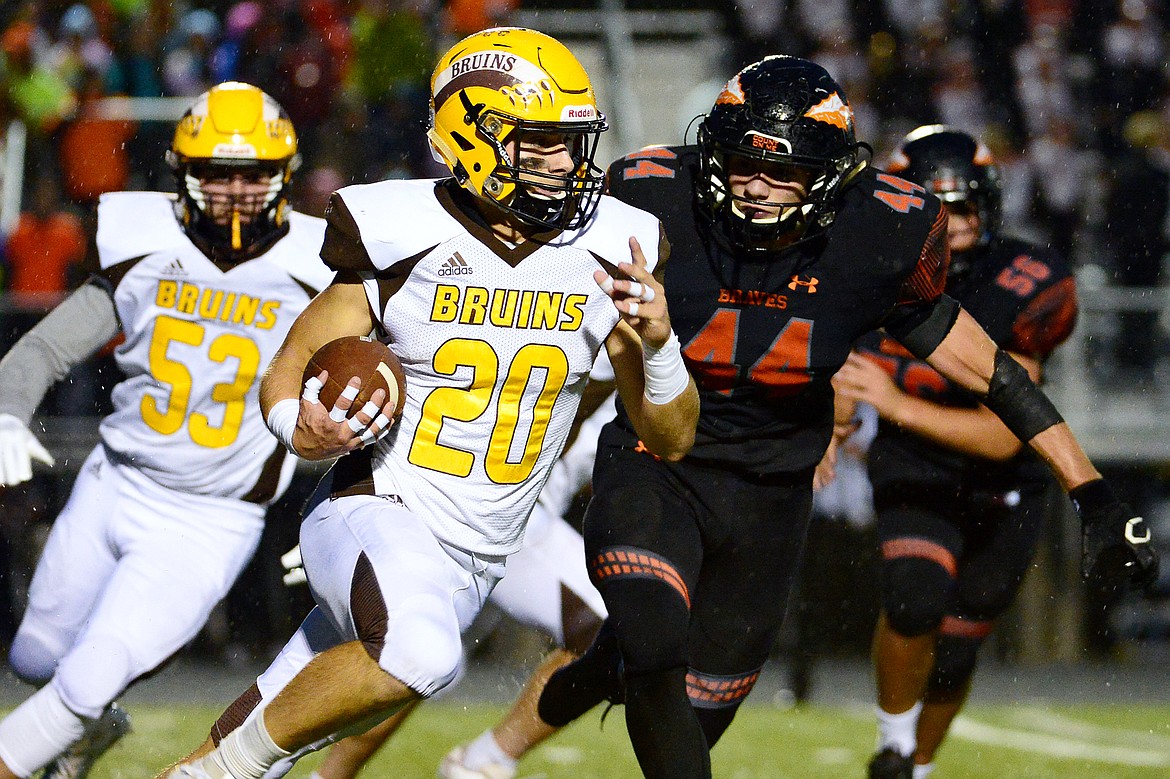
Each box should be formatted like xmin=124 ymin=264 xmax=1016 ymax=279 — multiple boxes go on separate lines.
xmin=281 ymin=544 xmax=307 ymax=587
xmin=0 ymin=414 xmax=55 ymax=487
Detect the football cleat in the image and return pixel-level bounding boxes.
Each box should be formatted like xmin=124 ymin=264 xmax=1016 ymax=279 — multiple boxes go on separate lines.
xmin=436 ymin=745 xmax=516 ymax=779
xmin=42 ymin=703 xmax=131 ymax=779
xmin=867 ymin=747 xmax=914 ymax=779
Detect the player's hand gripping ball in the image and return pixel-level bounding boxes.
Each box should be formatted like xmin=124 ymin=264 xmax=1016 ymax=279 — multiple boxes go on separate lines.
xmin=302 ymin=336 xmax=407 ymax=421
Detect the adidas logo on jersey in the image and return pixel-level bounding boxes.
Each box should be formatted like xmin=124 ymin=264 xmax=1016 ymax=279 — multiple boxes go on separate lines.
xmin=437 ymin=252 xmax=473 ymax=277
xmin=162 ymin=258 xmax=188 ymax=276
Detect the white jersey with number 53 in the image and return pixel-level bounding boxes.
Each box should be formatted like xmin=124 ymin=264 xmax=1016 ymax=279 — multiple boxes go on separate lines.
xmin=321 ymin=179 xmax=664 ymax=556
xmin=94 ymin=191 xmax=334 ymax=502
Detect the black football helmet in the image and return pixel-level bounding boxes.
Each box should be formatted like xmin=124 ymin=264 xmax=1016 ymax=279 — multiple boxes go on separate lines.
xmin=887 ymin=125 xmax=1001 ymax=241
xmin=697 ymin=56 xmax=867 ymax=252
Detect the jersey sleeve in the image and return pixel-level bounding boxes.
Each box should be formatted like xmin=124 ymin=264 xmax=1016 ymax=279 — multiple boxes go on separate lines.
xmin=896 ymin=202 xmax=949 ymax=306
xmin=1010 ymin=275 xmax=1078 ymax=358
xmin=320 ymin=192 xmax=377 ymax=273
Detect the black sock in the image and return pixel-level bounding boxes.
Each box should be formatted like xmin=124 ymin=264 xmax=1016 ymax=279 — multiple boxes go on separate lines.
xmin=538 ymin=620 xmax=623 ymax=727
xmin=625 ymin=667 xmax=711 ymax=779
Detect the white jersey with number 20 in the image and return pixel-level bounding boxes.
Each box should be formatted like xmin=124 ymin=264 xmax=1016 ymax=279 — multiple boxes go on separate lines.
xmin=325 ymin=179 xmax=662 ymax=555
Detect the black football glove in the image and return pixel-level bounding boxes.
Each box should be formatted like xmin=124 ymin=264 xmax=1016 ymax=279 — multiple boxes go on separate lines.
xmin=1070 ymin=479 xmax=1160 ymax=594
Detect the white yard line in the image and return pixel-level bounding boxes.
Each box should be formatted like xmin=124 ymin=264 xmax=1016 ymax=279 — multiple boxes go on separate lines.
xmin=952 ymin=717 xmax=1170 ymax=767
xmin=1003 ymin=706 xmax=1170 ymax=751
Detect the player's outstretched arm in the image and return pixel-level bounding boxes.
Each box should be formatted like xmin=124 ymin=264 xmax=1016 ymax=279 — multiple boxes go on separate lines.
xmin=0 ymin=283 xmax=120 ymax=484
xmin=599 ymin=237 xmax=698 ymax=462
xmin=920 ymin=307 xmax=1159 ymax=590
xmin=834 ymin=349 xmax=1034 ymax=462
xmin=260 ymin=272 xmax=392 ymax=461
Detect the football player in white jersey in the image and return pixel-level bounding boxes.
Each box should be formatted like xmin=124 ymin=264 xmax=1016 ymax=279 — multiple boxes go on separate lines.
xmin=287 ymin=383 xmax=615 ymax=779
xmin=0 ymin=82 xmax=334 ymax=779
xmin=162 ymin=27 xmax=698 ymax=779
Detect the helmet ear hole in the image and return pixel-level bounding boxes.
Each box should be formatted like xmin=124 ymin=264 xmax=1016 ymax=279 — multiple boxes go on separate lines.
xmin=450 ymin=131 xmax=476 ymax=152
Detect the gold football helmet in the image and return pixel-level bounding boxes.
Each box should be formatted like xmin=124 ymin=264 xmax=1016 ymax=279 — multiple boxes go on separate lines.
xmin=428 ymin=27 xmax=608 ymax=230
xmin=166 ymin=82 xmax=300 ymax=261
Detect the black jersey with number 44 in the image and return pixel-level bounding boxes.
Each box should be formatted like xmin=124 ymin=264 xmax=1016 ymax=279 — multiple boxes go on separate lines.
xmin=605 ymin=145 xmax=950 ymax=474
xmin=859 ymin=236 xmax=1078 ymax=494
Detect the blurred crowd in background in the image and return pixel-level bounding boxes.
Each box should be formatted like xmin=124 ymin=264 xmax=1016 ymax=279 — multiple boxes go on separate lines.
xmin=1 ymin=0 xmax=1169 ymax=671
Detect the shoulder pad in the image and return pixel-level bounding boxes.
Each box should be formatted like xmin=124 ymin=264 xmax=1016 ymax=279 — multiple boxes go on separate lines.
xmin=95 ymin=192 xmax=186 ymax=268
xmin=560 ymin=194 xmax=664 ymax=272
xmin=334 ymin=179 xmax=462 ymax=270
xmin=266 ymin=211 xmax=334 ymax=293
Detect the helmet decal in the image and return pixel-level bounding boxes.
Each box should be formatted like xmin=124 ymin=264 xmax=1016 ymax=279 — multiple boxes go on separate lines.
xmin=804 ymin=93 xmax=853 ymax=131
xmin=745 ymin=131 xmax=791 ymax=154
xmin=716 ymin=76 xmax=745 ymax=106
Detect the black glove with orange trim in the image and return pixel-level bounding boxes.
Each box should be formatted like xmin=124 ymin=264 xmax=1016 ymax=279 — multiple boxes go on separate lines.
xmin=1071 ymin=479 xmax=1159 ymax=594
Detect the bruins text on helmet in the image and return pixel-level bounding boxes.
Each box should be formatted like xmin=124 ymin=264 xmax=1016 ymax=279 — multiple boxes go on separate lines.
xmin=427 ymin=27 xmax=609 ymax=231
xmin=887 ymin=124 xmax=1002 ymax=256
xmin=166 ymin=81 xmax=300 ymax=263
xmin=697 ymin=55 xmax=867 ymax=252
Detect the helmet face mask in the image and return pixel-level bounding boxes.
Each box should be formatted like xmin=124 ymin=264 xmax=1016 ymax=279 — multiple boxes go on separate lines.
xmin=697 ymin=55 xmax=864 ymax=253
xmin=167 ymin=82 xmax=299 ymax=262
xmin=428 ymin=27 xmax=608 ymax=231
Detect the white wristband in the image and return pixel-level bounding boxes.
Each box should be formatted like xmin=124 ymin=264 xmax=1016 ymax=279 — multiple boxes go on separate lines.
xmin=266 ymin=398 xmax=301 ymax=455
xmin=642 ymin=331 xmax=690 ymax=405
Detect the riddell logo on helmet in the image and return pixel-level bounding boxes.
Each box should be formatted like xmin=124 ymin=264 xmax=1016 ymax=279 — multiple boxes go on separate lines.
xmin=803 ymin=93 xmax=853 ymax=130
xmin=211 ymin=143 xmax=258 ymax=158
xmin=562 ymin=105 xmax=596 ymax=120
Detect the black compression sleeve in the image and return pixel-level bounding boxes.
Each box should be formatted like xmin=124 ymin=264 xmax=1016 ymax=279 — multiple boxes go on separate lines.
xmin=983 ymin=348 xmax=1064 ymax=442
xmin=885 ymin=294 xmax=961 ymax=359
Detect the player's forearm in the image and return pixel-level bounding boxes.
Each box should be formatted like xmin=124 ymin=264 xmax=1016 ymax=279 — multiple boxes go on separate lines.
xmin=1025 ymin=423 xmax=1101 ymax=492
xmin=883 ymin=394 xmax=1023 ymax=461
xmin=626 ymin=379 xmax=699 ymax=461
xmin=607 ymin=323 xmax=698 ymax=461
xmin=0 ymin=284 xmax=119 ymax=423
xmin=259 ymin=278 xmax=375 ymax=418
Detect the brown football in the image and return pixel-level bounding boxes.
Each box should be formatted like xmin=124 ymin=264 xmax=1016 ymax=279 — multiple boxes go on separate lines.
xmin=302 ymin=336 xmax=406 ymax=419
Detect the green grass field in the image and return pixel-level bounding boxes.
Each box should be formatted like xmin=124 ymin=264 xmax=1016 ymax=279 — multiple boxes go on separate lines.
xmin=58 ymin=701 xmax=1170 ymax=778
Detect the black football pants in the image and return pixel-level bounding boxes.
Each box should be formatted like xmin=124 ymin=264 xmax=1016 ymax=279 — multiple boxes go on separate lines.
xmin=581 ymin=441 xmax=814 ymax=779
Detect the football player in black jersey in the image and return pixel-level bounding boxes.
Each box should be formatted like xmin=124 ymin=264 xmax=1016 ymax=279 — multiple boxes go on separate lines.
xmin=536 ymin=57 xmax=1158 ymax=779
xmin=832 ymin=126 xmax=1077 ymax=779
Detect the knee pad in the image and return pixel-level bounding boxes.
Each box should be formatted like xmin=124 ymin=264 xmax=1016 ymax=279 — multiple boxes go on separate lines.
xmin=928 ymin=632 xmax=984 ymax=694
xmin=52 ymin=634 xmax=134 ymax=718
xmin=380 ymin=598 xmax=462 ymax=698
xmin=687 ymin=666 xmax=759 ymax=747
xmin=9 ymin=633 xmax=59 ymax=687
xmin=881 ymin=557 xmax=954 ymax=637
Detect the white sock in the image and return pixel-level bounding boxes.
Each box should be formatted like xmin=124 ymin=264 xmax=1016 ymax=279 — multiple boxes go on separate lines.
xmin=875 ymin=701 xmax=922 ymax=757
xmin=0 ymin=684 xmax=88 ymax=777
xmin=913 ymin=762 xmax=935 ymax=779
xmin=308 ymin=773 xmax=324 ymax=779
xmin=215 ymin=714 xmax=292 ymax=779
xmin=461 ymin=730 xmax=516 ymax=771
